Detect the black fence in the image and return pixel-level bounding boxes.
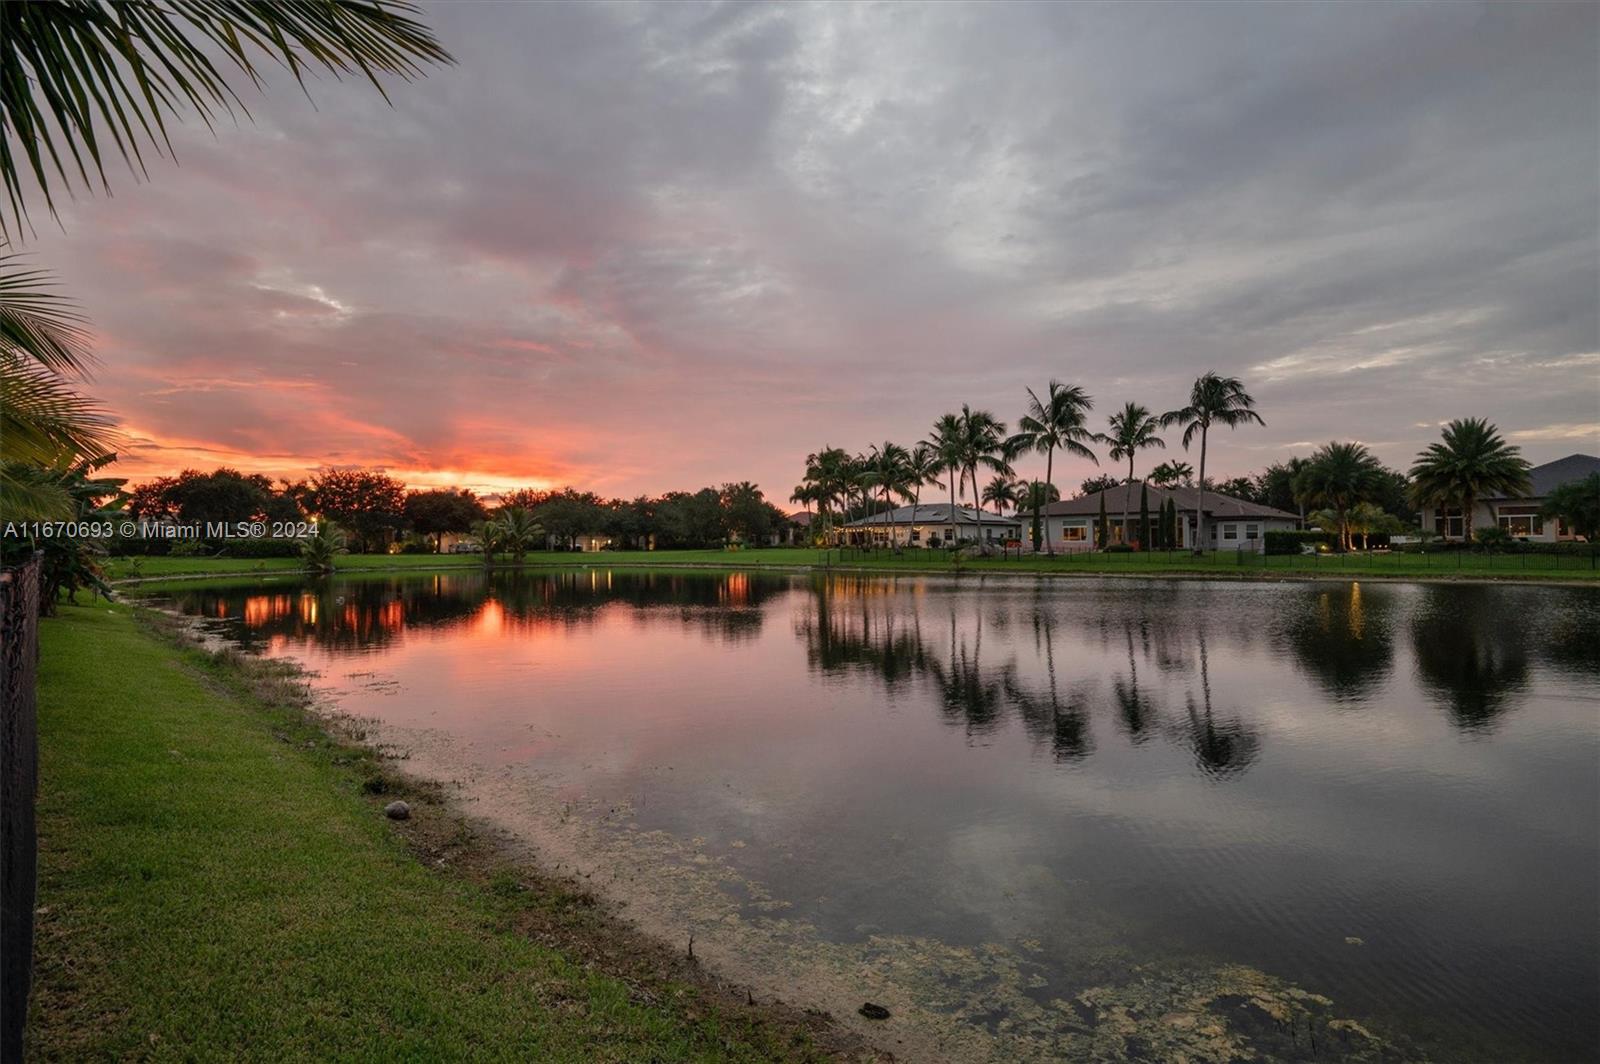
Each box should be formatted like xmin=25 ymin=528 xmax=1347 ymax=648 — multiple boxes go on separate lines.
xmin=815 ymin=544 xmax=1599 ymax=573
xmin=1 ymin=554 xmax=41 ymax=1062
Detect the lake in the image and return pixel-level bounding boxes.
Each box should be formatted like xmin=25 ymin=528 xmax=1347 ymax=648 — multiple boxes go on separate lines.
xmin=156 ymin=570 xmax=1600 ymax=1062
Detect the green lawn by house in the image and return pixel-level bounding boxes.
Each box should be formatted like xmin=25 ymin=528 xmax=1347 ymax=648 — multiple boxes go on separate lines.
xmin=105 ymin=544 xmax=1600 ymax=584
xmin=27 ymin=604 xmax=838 ymax=1061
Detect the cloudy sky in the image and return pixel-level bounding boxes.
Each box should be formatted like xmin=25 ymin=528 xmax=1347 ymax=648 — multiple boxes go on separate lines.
xmin=26 ymin=1 xmax=1600 ymax=500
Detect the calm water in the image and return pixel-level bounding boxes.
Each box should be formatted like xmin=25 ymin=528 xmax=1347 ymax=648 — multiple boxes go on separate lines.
xmin=160 ymin=571 xmax=1600 ymax=1062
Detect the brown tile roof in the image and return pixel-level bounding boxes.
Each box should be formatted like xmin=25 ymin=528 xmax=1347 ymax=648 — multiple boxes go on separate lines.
xmin=1040 ymin=481 xmax=1299 ymax=521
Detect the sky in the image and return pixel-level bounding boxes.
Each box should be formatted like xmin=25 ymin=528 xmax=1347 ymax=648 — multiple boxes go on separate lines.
xmin=22 ymin=0 xmax=1600 ymax=502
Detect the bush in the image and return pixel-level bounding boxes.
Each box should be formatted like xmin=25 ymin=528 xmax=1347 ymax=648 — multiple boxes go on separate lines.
xmin=1102 ymin=543 xmax=1134 ymax=553
xmin=1264 ymin=530 xmax=1334 ymax=555
xmin=216 ymin=538 xmax=303 ymax=559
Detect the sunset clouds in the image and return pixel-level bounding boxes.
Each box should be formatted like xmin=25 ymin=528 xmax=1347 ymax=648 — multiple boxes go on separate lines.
xmin=23 ymin=1 xmax=1598 ymax=498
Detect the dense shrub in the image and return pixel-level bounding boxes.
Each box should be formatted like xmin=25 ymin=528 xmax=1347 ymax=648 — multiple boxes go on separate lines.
xmin=1102 ymin=544 xmax=1134 ymax=554
xmin=214 ymin=538 xmax=303 ymax=558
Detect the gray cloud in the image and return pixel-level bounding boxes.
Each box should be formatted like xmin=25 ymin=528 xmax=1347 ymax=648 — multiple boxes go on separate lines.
xmin=27 ymin=0 xmax=1598 ymax=496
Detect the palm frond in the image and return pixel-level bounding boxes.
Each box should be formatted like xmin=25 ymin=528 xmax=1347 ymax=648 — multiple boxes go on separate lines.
xmin=0 ymin=252 xmax=94 ymax=375
xmin=1 ymin=0 xmax=454 ymax=237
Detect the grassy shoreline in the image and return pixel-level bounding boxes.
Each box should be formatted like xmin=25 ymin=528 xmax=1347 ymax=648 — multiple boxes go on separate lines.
xmin=104 ymin=545 xmax=1600 ymax=588
xmin=29 ymin=603 xmax=871 ymax=1061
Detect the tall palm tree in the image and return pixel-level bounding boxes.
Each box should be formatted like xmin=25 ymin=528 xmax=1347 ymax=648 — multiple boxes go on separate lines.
xmin=1408 ymin=418 xmax=1531 ymax=544
xmin=957 ymin=405 xmax=1010 ymax=545
xmin=2 ymin=1 xmax=453 ymax=237
xmin=1 ymin=256 xmax=116 ymax=518
xmin=953 ymin=400 xmax=1004 ymax=515
xmin=1006 ymin=381 xmax=1100 ymax=554
xmin=863 ymin=441 xmax=911 ymax=548
xmin=925 ymin=414 xmax=966 ymax=547
xmin=803 ymin=446 xmax=851 ymax=541
xmin=1296 ymin=441 xmax=1383 ymax=551
xmin=1161 ymin=373 xmax=1264 ymax=553
xmin=904 ymin=442 xmax=941 ymax=541
xmin=1105 ymin=401 xmax=1165 ymax=546
xmin=981 ymin=475 xmax=1021 ymax=516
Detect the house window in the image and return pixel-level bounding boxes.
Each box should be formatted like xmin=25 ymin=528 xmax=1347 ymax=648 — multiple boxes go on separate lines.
xmin=1062 ymin=525 xmax=1086 ymax=542
xmin=1223 ymin=525 xmax=1237 ymax=540
xmin=1498 ymin=513 xmax=1543 ymax=536
xmin=909 ymin=529 xmax=921 ymax=543
xmin=1434 ymin=509 xmax=1464 ymax=538
xmin=1246 ymin=524 xmax=1259 ymax=539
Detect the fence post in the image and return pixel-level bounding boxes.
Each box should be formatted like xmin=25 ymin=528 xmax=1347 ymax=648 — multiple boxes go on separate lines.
xmin=2 ymin=553 xmax=42 ymax=1063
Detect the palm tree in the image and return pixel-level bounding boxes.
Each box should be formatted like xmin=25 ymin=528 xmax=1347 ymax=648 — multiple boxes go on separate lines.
xmin=1 ymin=256 xmax=116 ymax=519
xmin=495 ymin=506 xmax=544 ymax=563
xmin=470 ymin=517 xmax=502 ymax=567
xmin=904 ymin=442 xmax=941 ymax=542
xmin=300 ymin=522 xmax=348 ymax=574
xmin=957 ymin=405 xmax=1011 ymax=547
xmin=863 ymin=441 xmax=912 ymax=548
xmin=1105 ymin=401 xmax=1165 ymax=547
xmin=981 ymin=475 xmax=1021 ymax=516
xmin=1006 ymin=381 xmax=1100 ymax=555
xmin=1408 ymin=418 xmax=1531 ymax=544
xmin=1296 ymin=441 xmax=1383 ymax=551
xmin=802 ymin=446 xmax=851 ymax=541
xmin=1148 ymin=460 xmax=1193 ymax=488
xmin=925 ymin=414 xmax=966 ymax=548
xmin=2 ymin=1 xmax=453 ymax=237
xmin=1161 ymin=373 xmax=1264 ymax=553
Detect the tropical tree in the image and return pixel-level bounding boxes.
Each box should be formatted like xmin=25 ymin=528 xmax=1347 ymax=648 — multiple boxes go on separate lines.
xmin=1148 ymin=460 xmax=1194 ymax=488
xmin=1006 ymin=381 xmax=1100 ymax=555
xmin=1161 ymin=373 xmax=1265 ymax=553
xmin=925 ymin=414 xmax=966 ymax=547
xmin=306 ymin=469 xmax=406 ymax=553
xmin=0 ymin=453 xmax=124 ymax=611
xmin=1296 ymin=442 xmax=1384 ymax=551
xmin=1 ymin=257 xmax=116 ymax=519
xmin=1137 ymin=482 xmax=1151 ymax=549
xmin=904 ymin=442 xmax=942 ymax=536
xmin=957 ymin=406 xmax=1011 ymax=529
xmin=863 ymin=441 xmax=912 ymax=548
xmin=1408 ymin=418 xmax=1531 ymax=544
xmin=469 ymin=517 xmax=503 ymax=567
xmin=1105 ymin=401 xmax=1164 ymax=546
xmin=1542 ymin=473 xmax=1600 ymax=540
xmin=1 ymin=1 xmax=452 ymax=237
xmin=981 ymin=475 xmax=1021 ymax=516
xmin=494 ymin=506 xmax=544 ymax=563
xmin=300 ymin=522 xmax=348 ymax=575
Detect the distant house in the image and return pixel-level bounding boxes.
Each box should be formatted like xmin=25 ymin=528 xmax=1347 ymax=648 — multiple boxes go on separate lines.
xmin=775 ymin=510 xmax=814 ymax=546
xmin=1419 ymin=453 xmax=1599 ymax=541
xmin=835 ymin=504 xmax=1022 ymax=548
xmin=1039 ymin=481 xmax=1299 ymax=552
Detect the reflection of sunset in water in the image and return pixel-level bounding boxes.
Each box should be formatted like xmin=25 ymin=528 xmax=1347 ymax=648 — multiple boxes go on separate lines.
xmin=159 ymin=570 xmax=1600 ymax=1064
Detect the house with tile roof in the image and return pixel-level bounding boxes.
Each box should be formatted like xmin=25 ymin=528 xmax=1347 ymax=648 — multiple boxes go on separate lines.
xmin=1039 ymin=481 xmax=1300 ymax=552
xmin=1419 ymin=453 xmax=1599 ymax=541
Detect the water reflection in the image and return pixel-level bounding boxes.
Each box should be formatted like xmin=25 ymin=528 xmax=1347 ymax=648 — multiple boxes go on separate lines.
xmin=169 ymin=572 xmax=1598 ymax=752
xmin=156 ymin=571 xmax=1600 ymax=1063
xmin=1274 ymin=583 xmax=1395 ymax=702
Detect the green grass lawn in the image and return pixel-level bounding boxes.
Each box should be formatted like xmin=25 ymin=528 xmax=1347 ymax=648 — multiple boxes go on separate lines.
xmin=106 ymin=544 xmax=1600 ymax=584
xmin=28 ymin=604 xmax=838 ymax=1061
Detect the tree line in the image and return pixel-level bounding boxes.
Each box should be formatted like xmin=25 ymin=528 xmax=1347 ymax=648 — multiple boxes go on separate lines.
xmin=795 ymin=373 xmax=1592 ymax=553
xmin=123 ymin=468 xmax=791 ymax=556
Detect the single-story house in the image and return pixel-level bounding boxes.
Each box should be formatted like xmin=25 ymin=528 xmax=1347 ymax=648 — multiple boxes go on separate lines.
xmin=774 ymin=510 xmax=814 ymax=546
xmin=835 ymin=504 xmax=1022 ymax=547
xmin=1419 ymin=453 xmax=1599 ymax=541
xmin=1038 ymin=481 xmax=1300 ymax=552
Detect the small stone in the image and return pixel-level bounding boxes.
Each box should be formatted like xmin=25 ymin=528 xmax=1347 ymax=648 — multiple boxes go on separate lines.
xmin=1344 ymin=936 xmax=1364 ymax=946
xmin=384 ymin=800 xmax=411 ymax=820
xmin=858 ymin=1003 xmax=890 ymax=1020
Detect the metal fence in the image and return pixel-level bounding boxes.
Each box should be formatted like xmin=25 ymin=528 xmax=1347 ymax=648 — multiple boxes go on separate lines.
xmin=814 ymin=544 xmax=1598 ymax=573
xmin=1 ymin=554 xmax=41 ymax=1062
